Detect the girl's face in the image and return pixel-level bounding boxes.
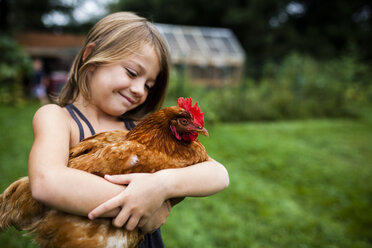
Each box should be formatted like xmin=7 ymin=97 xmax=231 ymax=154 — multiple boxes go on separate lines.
xmin=89 ymin=44 xmax=160 ymax=117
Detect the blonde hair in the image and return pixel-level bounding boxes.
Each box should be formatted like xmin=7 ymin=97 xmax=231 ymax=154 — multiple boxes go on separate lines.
xmin=58 ymin=12 xmax=170 ymax=120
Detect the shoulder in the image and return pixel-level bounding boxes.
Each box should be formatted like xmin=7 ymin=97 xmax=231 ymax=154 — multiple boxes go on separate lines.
xmin=33 ymin=104 xmax=65 ymax=117
xmin=33 ymin=104 xmax=68 ymax=121
xmin=32 ymin=104 xmax=70 ymax=133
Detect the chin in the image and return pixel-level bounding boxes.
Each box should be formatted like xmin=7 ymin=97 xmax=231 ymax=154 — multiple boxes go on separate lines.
xmin=102 ymin=106 xmax=127 ymax=117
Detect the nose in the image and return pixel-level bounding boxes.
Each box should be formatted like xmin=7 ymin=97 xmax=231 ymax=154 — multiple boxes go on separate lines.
xmin=129 ymin=80 xmax=146 ymax=97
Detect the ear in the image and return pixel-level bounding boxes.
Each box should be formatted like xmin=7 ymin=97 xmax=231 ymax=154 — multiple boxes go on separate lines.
xmin=82 ymin=43 xmax=96 ymax=62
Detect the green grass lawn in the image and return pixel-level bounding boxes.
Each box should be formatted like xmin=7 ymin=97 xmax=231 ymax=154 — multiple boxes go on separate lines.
xmin=0 ymin=103 xmax=372 ymax=247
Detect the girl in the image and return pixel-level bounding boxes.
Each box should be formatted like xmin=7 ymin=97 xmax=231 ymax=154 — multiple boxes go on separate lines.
xmin=28 ymin=12 xmax=229 ymax=247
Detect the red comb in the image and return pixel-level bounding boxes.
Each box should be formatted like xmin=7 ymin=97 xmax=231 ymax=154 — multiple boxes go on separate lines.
xmin=178 ymin=97 xmax=204 ymax=127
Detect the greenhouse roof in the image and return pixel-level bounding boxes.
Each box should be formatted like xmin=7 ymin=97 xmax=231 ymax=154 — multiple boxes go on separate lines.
xmin=155 ymin=23 xmax=245 ymax=67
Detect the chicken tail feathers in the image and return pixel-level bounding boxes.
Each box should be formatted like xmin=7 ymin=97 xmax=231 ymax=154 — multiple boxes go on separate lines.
xmin=0 ymin=177 xmax=44 ymax=231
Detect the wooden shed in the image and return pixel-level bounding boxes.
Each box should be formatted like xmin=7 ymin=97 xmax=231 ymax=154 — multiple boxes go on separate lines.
xmin=15 ymin=32 xmax=85 ymax=72
xmin=15 ymin=32 xmax=84 ymax=96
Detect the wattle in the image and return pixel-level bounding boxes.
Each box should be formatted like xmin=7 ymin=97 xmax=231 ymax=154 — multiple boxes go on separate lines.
xmin=170 ymin=125 xmax=182 ymax=140
xmin=170 ymin=125 xmax=198 ymax=142
xmin=182 ymin=132 xmax=198 ymax=142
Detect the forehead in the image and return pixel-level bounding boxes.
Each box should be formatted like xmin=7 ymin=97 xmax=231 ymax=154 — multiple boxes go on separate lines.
xmin=125 ymin=44 xmax=160 ymax=74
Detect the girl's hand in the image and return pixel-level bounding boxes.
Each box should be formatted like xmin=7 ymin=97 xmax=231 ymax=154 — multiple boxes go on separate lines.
xmin=138 ymin=200 xmax=171 ymax=234
xmin=88 ymin=173 xmax=167 ymax=230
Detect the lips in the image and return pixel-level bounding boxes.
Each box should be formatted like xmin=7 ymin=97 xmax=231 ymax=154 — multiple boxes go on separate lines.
xmin=118 ymin=92 xmax=135 ymax=104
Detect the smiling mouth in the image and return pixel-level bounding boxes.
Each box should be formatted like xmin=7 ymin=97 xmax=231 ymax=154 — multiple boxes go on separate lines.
xmin=118 ymin=92 xmax=135 ymax=104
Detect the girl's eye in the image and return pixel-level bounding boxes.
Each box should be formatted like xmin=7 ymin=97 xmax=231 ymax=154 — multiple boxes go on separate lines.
xmin=145 ymin=84 xmax=151 ymax=91
xmin=125 ymin=68 xmax=137 ymax=78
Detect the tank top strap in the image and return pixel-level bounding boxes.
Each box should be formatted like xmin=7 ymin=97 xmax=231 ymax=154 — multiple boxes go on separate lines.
xmin=66 ymin=104 xmax=96 ymax=142
xmin=124 ymin=119 xmax=136 ymax=131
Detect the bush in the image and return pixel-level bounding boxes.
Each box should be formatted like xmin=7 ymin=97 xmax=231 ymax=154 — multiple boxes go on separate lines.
xmin=0 ymin=35 xmax=32 ymax=104
xmin=166 ymin=53 xmax=372 ymax=122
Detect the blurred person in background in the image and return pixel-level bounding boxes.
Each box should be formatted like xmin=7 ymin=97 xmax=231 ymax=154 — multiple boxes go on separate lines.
xmin=31 ymin=58 xmax=49 ymax=105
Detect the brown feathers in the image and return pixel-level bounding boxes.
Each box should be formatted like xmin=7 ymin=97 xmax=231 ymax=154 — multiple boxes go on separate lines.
xmin=0 ymin=101 xmax=208 ymax=248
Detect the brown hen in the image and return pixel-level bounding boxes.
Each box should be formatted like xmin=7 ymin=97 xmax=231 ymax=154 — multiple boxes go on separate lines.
xmin=0 ymin=97 xmax=208 ymax=248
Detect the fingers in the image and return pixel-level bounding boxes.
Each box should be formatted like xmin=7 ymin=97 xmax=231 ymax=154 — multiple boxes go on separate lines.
xmin=88 ymin=194 xmax=123 ymax=220
xmin=88 ymin=193 xmax=143 ymax=230
xmin=112 ymin=209 xmax=144 ymax=230
xmin=111 ymin=207 xmax=131 ymax=228
xmin=104 ymin=174 xmax=132 ymax=185
xmin=138 ymin=215 xmax=157 ymax=234
xmin=138 ymin=201 xmax=171 ymax=234
xmin=137 ymin=217 xmax=148 ymax=228
xmin=137 ymin=217 xmax=160 ymax=234
xmin=139 ymin=220 xmax=158 ymax=234
xmin=104 ymin=173 xmax=146 ymax=185
xmin=89 ymin=173 xmax=163 ymax=231
xmin=123 ymin=214 xmax=141 ymax=230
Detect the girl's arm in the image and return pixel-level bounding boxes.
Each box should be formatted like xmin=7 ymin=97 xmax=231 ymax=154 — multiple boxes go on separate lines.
xmin=29 ymin=104 xmax=229 ymax=232
xmin=158 ymin=158 xmax=230 ymax=198
xmin=88 ymin=157 xmax=229 ymax=230
xmin=28 ymin=104 xmax=124 ymax=216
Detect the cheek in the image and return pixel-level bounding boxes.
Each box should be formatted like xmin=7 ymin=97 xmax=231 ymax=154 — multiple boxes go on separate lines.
xmin=141 ymin=92 xmax=149 ymax=102
xmin=134 ymin=93 xmax=149 ymax=108
xmin=94 ymin=66 xmax=128 ymax=89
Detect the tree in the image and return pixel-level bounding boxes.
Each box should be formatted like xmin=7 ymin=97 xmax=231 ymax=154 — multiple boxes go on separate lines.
xmin=0 ymin=35 xmax=32 ymax=103
xmin=0 ymin=0 xmax=77 ymax=33
xmin=109 ymin=0 xmax=372 ymax=69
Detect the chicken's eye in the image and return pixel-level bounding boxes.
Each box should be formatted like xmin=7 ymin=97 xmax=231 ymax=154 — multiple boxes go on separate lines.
xmin=178 ymin=118 xmax=189 ymax=126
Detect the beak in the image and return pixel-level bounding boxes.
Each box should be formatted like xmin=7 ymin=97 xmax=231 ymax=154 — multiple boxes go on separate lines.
xmin=197 ymin=127 xmax=209 ymax=137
